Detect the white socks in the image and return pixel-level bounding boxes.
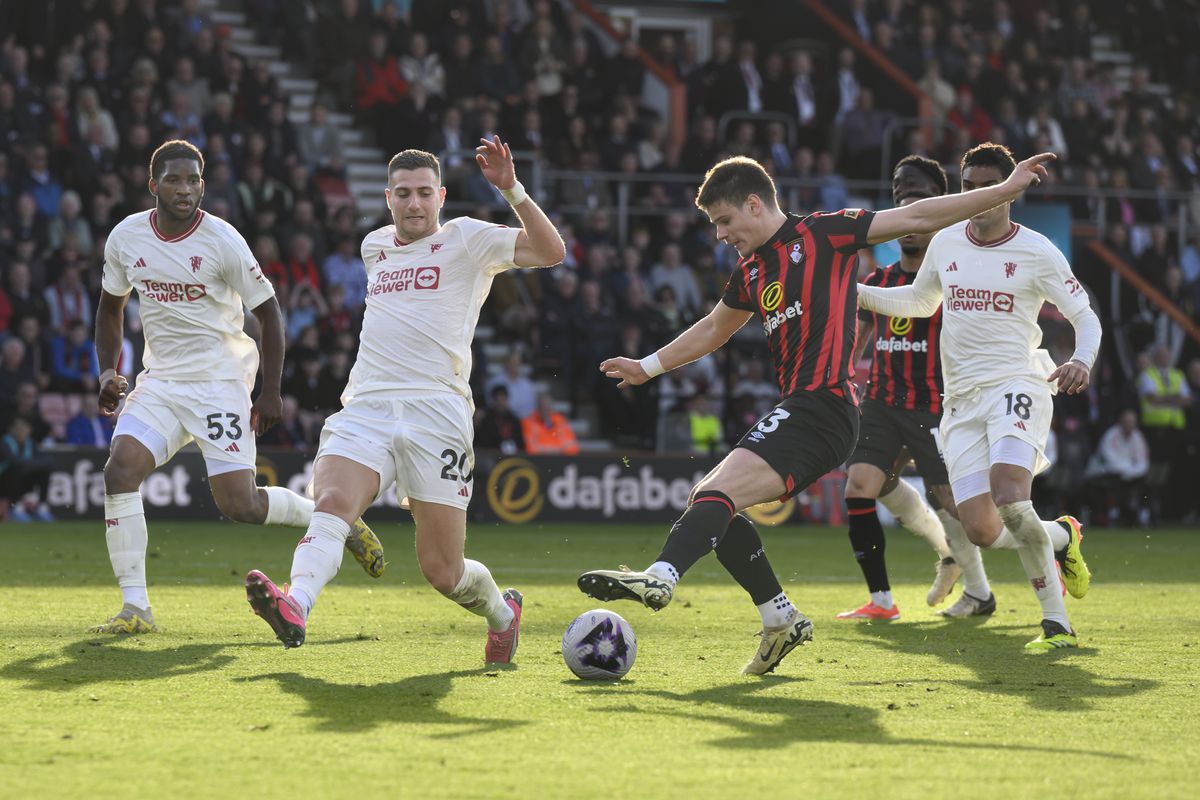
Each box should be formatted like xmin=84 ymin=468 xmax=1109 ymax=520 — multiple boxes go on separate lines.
xmin=879 ymin=480 xmax=951 ymax=559
xmin=646 ymin=561 xmax=680 ymax=588
xmin=445 ymin=559 xmax=514 ymax=632
xmin=997 ymin=500 xmax=1069 ymax=628
xmin=870 ymin=590 xmax=894 ymax=610
xmin=288 ymin=512 xmax=348 ymax=617
xmin=104 ymin=492 xmax=150 ymax=610
xmin=938 ymin=509 xmax=991 ymax=599
xmin=263 ymin=486 xmax=316 ymax=528
xmin=757 ymin=591 xmax=796 ymax=628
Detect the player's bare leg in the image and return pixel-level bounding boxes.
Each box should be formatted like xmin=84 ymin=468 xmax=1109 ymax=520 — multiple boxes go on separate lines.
xmin=245 ymin=455 xmax=378 ymax=647
xmin=957 ymin=460 xmax=1081 ymax=649
xmin=92 ymin=435 xmax=159 ymax=634
xmin=410 ymin=498 xmax=520 ymax=663
xmin=209 ymin=467 xmax=385 ymax=578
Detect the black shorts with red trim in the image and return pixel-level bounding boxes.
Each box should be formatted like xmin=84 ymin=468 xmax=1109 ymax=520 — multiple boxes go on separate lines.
xmin=847 ymin=398 xmax=948 ymax=485
xmin=734 ymin=389 xmax=860 ymax=501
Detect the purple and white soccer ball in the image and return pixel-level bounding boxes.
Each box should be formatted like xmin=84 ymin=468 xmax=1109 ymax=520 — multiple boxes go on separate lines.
xmin=562 ymin=609 xmax=637 ymax=680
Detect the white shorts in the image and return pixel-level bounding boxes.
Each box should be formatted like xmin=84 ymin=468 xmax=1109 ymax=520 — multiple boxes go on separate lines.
xmin=114 ymin=376 xmax=256 ymax=477
xmin=315 ymin=392 xmax=474 ymax=510
xmin=939 ymin=375 xmax=1054 ymax=497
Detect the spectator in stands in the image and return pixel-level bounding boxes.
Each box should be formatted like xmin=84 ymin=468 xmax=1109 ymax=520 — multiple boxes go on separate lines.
xmin=44 ymin=266 xmax=92 ymax=332
xmin=523 ymin=392 xmax=579 ymax=455
xmin=731 ymin=359 xmax=778 ymax=417
xmin=488 ymin=351 xmax=538 ymax=420
xmin=4 ymin=383 xmax=50 ymax=445
xmin=297 ymin=102 xmax=343 ymax=175
xmin=6 ymin=263 xmax=47 ymax=331
xmin=648 ymin=243 xmax=702 ymax=318
xmin=839 ymin=88 xmax=893 ymax=179
xmin=65 ymin=397 xmax=115 ymax=448
xmin=50 ymin=320 xmax=99 ymax=393
xmin=1087 ymin=408 xmax=1150 ymax=526
xmin=1138 ymin=344 xmax=1190 ymax=520
xmin=286 ymin=284 xmax=329 ymax=343
xmin=0 ymin=338 xmax=34 ymax=416
xmin=322 ymin=235 xmax=367 ymax=309
xmin=476 ymin=385 xmax=526 ymax=454
xmin=0 ymin=416 xmax=54 ymax=522
xmin=687 ymin=394 xmax=723 ymax=455
xmin=400 ymin=31 xmax=446 ymax=99
xmin=258 ymin=395 xmax=310 ymax=450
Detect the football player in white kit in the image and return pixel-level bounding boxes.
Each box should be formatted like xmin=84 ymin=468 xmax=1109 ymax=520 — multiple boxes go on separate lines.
xmin=858 ymin=143 xmax=1100 ymax=652
xmin=91 ymin=140 xmax=385 ymax=634
xmin=244 ymin=139 xmax=566 ymax=661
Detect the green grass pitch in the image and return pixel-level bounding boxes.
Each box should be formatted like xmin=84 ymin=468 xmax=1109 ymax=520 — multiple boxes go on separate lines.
xmin=1 ymin=521 xmax=1196 ymax=799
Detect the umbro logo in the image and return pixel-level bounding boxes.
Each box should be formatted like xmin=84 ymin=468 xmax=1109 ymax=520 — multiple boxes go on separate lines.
xmin=946 ymin=261 xmax=958 ymax=272
xmin=225 ymin=442 xmax=240 ymax=452
xmin=749 ymin=267 xmax=758 ymax=279
xmin=134 ymin=257 xmax=147 ymax=269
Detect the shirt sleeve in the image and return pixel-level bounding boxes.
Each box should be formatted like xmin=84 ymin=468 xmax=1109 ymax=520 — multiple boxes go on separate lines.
xmin=101 ymin=231 xmax=132 ymax=296
xmin=721 ymin=265 xmax=755 ymax=312
xmin=1035 ymin=241 xmax=1101 ymax=367
xmin=857 ymin=254 xmax=943 ymax=318
xmin=460 ymin=217 xmax=521 ymax=275
xmin=221 ymin=229 xmax=276 ymax=309
xmin=808 ymin=208 xmax=877 ymax=254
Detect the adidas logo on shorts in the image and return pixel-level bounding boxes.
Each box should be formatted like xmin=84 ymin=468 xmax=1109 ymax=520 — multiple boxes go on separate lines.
xmin=225 ymin=442 xmax=240 ymax=452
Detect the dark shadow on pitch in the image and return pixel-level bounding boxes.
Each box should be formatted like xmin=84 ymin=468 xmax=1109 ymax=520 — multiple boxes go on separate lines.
xmin=842 ymin=620 xmax=1157 ymax=713
xmin=240 ymin=669 xmax=527 ymax=736
xmin=0 ymin=638 xmax=238 ymax=691
xmin=602 ymin=677 xmax=1131 ymax=759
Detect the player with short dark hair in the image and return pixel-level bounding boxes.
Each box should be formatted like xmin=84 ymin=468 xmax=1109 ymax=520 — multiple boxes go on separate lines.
xmin=836 ymin=155 xmax=971 ymax=622
xmin=91 ymin=140 xmax=384 ymax=634
xmin=858 ymin=142 xmax=1100 ymax=651
xmin=244 ymin=137 xmax=567 ymax=661
xmin=578 ymin=150 xmax=1056 ymax=674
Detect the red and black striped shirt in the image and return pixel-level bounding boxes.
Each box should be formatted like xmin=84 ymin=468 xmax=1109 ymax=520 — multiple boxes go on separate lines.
xmin=862 ymin=262 xmax=944 ymax=414
xmin=722 ymin=210 xmax=875 ymax=404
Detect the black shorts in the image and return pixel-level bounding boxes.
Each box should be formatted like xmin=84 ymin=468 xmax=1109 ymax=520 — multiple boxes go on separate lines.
xmin=847 ymin=398 xmax=948 ymax=485
xmin=734 ymin=390 xmax=860 ymax=500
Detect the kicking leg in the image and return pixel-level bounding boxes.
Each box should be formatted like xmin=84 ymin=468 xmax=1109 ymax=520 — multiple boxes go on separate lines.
xmin=410 ymin=498 xmax=520 ymax=663
xmin=92 ymin=435 xmax=158 ymax=634
xmin=578 ymin=447 xmax=786 ymax=611
xmin=244 ymin=455 xmax=378 ymax=648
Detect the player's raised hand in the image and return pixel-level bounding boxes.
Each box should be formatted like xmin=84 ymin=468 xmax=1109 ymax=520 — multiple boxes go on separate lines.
xmin=98 ymin=374 xmax=128 ymax=417
xmin=1047 ymin=359 xmax=1090 ymax=395
xmin=475 ymin=135 xmax=516 ymax=190
xmin=599 ymin=357 xmax=650 ymax=389
xmin=1005 ymin=152 xmax=1057 ymax=193
xmin=251 ymin=392 xmax=283 ymax=435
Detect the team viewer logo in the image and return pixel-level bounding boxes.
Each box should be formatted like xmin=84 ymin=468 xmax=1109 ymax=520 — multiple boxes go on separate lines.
xmin=414 ymin=266 xmax=440 ymax=290
xmin=760 ymin=281 xmax=783 ymax=311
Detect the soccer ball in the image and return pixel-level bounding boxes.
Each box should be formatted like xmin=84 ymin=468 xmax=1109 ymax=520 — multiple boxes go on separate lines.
xmin=562 ymin=609 xmax=637 ymax=680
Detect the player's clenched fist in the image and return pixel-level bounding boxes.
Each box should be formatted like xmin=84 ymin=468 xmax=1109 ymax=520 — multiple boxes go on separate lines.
xmin=1047 ymin=359 xmax=1091 ymax=395
xmin=599 ymin=357 xmax=649 ymax=389
xmin=98 ymin=373 xmax=128 ymax=417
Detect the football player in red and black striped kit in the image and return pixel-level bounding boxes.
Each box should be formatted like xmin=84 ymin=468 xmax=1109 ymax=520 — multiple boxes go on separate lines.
xmin=837 ymin=155 xmax=976 ymax=622
xmin=578 ymin=152 xmax=1054 ymax=675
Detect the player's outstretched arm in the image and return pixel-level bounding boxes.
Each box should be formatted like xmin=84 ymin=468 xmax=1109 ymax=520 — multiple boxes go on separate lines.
xmin=249 ymin=297 xmax=285 ymax=434
xmin=858 ymin=257 xmax=943 ymax=318
xmin=866 ymin=153 xmax=1057 ymax=244
xmin=95 ymin=290 xmax=129 ymax=416
xmin=475 ymin=135 xmax=566 ymax=268
xmin=600 ymin=301 xmax=753 ymax=388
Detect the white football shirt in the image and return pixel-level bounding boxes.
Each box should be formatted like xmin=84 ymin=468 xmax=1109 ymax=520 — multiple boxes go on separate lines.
xmin=343 ymin=216 xmax=521 ymax=405
xmin=857 ymin=221 xmax=1097 ymax=395
xmin=102 ymin=209 xmax=276 ymax=385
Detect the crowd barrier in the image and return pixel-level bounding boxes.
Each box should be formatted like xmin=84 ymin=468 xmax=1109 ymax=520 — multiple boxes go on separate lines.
xmin=41 ymin=448 xmax=852 ymax=527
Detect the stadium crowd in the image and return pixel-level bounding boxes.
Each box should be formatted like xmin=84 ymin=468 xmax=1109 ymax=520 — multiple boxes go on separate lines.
xmin=0 ymin=0 xmax=1197 ymax=524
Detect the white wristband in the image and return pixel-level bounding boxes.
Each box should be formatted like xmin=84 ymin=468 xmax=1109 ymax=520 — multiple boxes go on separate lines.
xmin=638 ymin=352 xmax=665 ymax=379
xmin=100 ymin=368 xmax=118 ymax=386
xmin=500 ymin=180 xmax=528 ymax=206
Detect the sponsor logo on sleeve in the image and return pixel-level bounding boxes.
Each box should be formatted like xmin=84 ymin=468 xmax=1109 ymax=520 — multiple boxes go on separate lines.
xmin=1065 ymin=277 xmax=1083 ymax=296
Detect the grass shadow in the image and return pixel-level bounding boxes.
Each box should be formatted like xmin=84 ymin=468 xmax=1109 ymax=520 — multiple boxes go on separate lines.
xmin=843 ymin=620 xmax=1158 ymax=712
xmin=1 ymin=638 xmax=239 ymax=691
xmin=240 ymin=670 xmax=527 ymax=737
